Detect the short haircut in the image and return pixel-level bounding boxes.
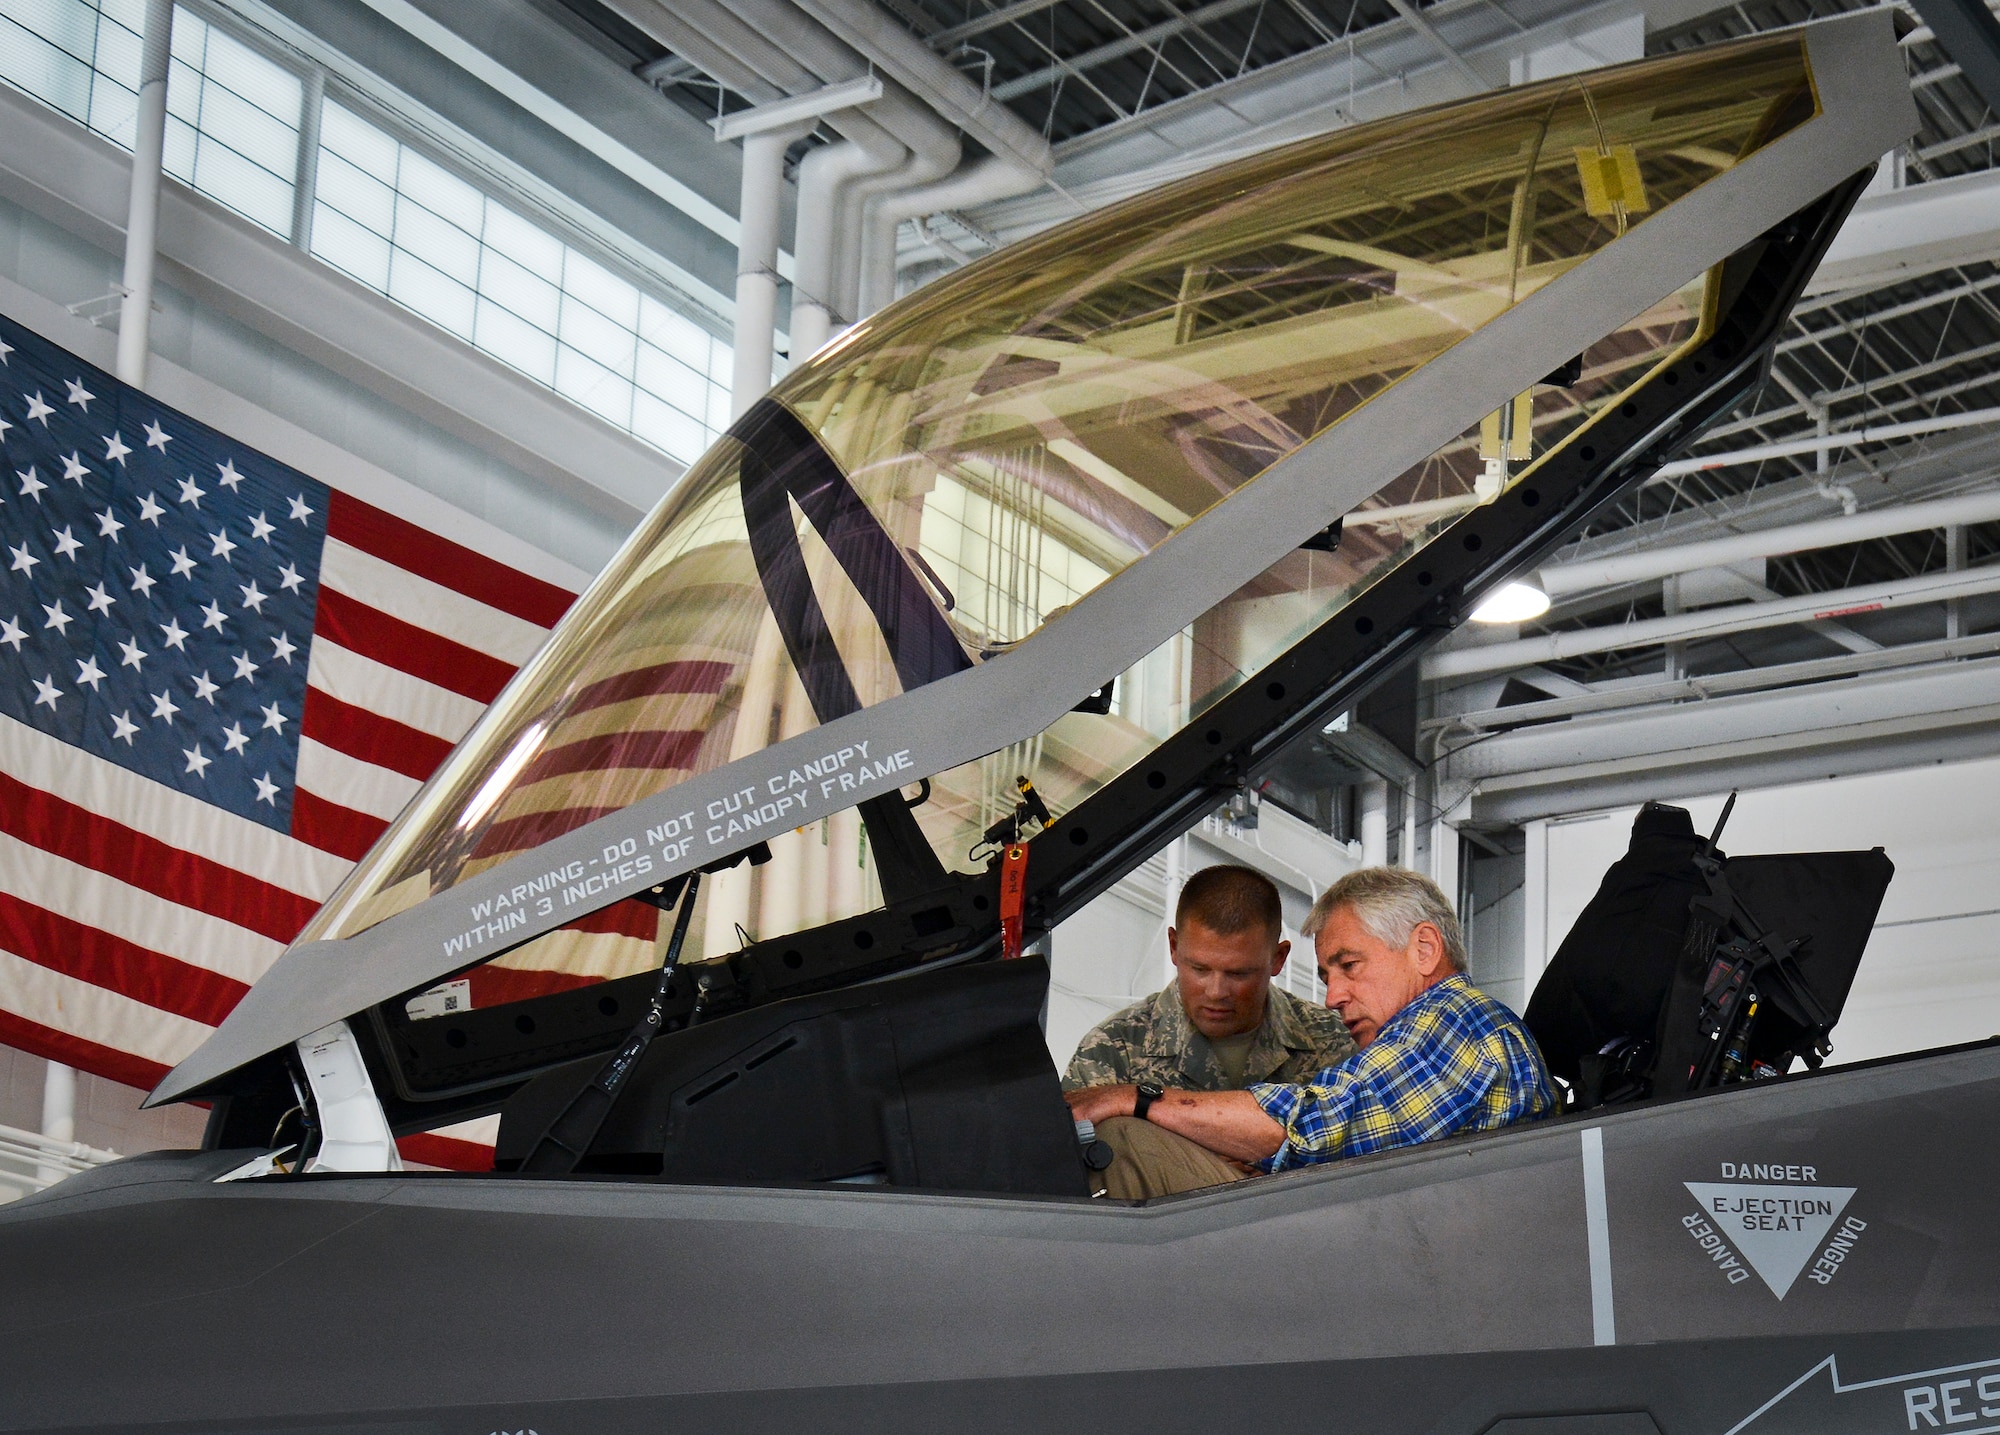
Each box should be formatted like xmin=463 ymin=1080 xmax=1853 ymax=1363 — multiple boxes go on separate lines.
xmin=1175 ymin=864 xmax=1283 ymax=943
xmin=1304 ymin=867 xmax=1467 ymax=972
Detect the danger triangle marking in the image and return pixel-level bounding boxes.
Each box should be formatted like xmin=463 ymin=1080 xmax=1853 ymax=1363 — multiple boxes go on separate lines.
xmin=1684 ymin=1182 xmax=1857 ymax=1299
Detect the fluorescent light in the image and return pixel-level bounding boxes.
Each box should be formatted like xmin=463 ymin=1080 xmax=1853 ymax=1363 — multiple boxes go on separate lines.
xmin=1470 ymin=581 xmax=1550 ymax=624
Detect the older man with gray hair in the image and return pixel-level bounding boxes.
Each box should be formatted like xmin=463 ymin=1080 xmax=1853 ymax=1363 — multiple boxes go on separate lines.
xmin=1066 ymin=866 xmax=1556 ymax=1198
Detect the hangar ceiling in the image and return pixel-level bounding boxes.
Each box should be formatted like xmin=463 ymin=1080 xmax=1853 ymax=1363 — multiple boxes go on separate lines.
xmin=540 ymin=0 xmax=2000 ymax=830
xmin=163 ymin=0 xmax=2000 ymax=836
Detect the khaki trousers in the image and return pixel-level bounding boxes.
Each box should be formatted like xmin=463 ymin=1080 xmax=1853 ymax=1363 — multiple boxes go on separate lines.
xmin=1092 ymin=1116 xmax=1251 ymax=1199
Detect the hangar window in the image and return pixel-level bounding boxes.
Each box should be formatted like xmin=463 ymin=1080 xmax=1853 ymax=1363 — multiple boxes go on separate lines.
xmin=0 ymin=0 xmax=304 ymax=236
xmin=0 ymin=0 xmax=735 ymax=466
xmin=308 ymin=100 xmax=734 ymax=466
xmin=303 ymin=34 xmax=1817 ymax=979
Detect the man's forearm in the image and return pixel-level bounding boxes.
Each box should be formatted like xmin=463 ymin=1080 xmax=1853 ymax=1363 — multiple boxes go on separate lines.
xmin=1146 ymin=1088 xmax=1286 ymax=1164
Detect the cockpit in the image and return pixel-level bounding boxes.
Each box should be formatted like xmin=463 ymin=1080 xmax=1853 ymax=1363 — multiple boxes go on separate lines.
xmin=161 ymin=20 xmax=1915 ymax=1199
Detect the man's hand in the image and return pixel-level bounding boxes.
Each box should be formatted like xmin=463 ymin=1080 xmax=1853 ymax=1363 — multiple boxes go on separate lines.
xmin=1064 ymin=1084 xmax=1137 ymax=1124
xmin=1065 ymin=1084 xmax=1288 ymax=1165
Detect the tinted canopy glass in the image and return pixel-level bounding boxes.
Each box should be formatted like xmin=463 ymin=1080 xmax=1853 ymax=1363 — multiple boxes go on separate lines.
xmin=303 ymin=34 xmax=1814 ymax=979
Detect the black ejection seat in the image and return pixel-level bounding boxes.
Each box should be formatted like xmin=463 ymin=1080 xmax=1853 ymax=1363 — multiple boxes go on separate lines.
xmin=494 ymin=955 xmax=1092 ymax=1197
xmin=1524 ymin=802 xmax=1893 ymax=1109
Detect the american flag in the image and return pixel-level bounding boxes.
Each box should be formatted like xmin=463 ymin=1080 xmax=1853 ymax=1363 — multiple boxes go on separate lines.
xmin=0 ymin=315 xmax=656 ymax=1169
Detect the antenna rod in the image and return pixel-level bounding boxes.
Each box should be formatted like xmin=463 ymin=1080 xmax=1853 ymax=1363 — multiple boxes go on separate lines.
xmin=1707 ymin=791 xmax=1738 ymax=850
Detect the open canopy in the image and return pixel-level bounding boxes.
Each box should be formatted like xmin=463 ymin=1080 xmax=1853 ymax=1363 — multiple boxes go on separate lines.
xmin=155 ymin=13 xmax=1914 ymax=1106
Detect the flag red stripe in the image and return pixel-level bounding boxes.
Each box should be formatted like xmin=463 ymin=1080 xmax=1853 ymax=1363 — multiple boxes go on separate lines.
xmin=397 ymin=1131 xmax=493 ymax=1171
xmin=470 ymin=804 xmax=619 ymax=860
xmin=465 ymin=966 xmax=604 ymax=1008
xmin=0 ymin=771 xmax=317 ymax=943
xmin=328 ymin=491 xmax=575 ymax=629
xmin=0 ymin=1011 xmax=169 ymax=1096
xmin=302 ymin=687 xmax=454 ymax=782
xmin=314 ymin=588 xmax=515 ymax=704
xmin=291 ymin=788 xmax=390 ymax=863
xmin=519 ymin=729 xmax=703 ymax=785
xmin=571 ymin=660 xmax=734 ymax=714
xmin=0 ymin=894 xmax=250 ymax=1026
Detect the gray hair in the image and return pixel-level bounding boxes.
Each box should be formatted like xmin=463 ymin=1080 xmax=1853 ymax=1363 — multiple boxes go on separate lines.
xmin=1304 ymin=867 xmax=1467 ymax=972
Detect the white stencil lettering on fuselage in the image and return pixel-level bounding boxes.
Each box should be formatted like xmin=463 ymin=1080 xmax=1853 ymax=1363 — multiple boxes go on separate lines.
xmin=1685 ymin=1177 xmax=1857 ymax=1299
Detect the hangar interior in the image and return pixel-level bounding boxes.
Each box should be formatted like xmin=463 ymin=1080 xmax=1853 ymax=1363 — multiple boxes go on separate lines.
xmin=1 ymin=0 xmax=1998 ymax=1194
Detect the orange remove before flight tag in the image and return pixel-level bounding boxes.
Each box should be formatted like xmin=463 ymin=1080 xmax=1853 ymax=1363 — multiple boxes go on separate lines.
xmin=999 ymin=842 xmax=1029 ymax=959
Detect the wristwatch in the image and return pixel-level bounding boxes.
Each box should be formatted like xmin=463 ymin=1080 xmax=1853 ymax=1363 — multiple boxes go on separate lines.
xmin=1133 ymin=1081 xmax=1164 ymax=1122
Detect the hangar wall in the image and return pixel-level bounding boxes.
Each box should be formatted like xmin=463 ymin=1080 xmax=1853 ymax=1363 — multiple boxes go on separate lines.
xmin=1522 ymin=757 xmax=2000 ymax=1070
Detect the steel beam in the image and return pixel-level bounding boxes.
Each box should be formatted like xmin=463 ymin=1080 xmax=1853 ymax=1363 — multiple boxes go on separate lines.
xmin=1806 ymin=165 xmax=2000 ymax=295
xmin=1425 ymin=564 xmax=2000 ymax=681
xmin=712 ymin=76 xmax=884 ymax=140
xmin=1446 ymin=652 xmax=2000 ymax=783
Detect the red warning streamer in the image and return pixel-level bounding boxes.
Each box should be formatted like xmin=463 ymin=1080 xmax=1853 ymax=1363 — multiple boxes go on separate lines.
xmin=999 ymin=842 xmax=1030 ymax=959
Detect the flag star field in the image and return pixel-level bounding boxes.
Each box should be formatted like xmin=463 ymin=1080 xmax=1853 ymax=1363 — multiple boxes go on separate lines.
xmin=0 ymin=328 xmax=327 ymax=829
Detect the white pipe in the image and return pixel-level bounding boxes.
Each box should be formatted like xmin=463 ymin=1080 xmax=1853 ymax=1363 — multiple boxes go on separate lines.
xmin=716 ymin=0 xmax=964 ymax=171
xmin=791 ymin=137 xmax=903 ymax=357
xmin=714 ymin=76 xmax=882 ymax=139
xmin=607 ymin=0 xmax=797 ymax=100
xmin=854 ymin=139 xmax=963 ymax=316
xmin=1643 ymin=403 xmax=2000 ymax=488
xmin=610 ymin=0 xmax=921 ymax=349
xmin=733 ymin=124 xmax=810 ymax=418
xmin=39 ymin=1062 xmax=74 ymax=1145
xmin=1347 ymin=493 xmax=1484 ymax=528
xmin=1425 ymin=562 xmax=2000 ymax=681
xmin=1540 ymin=485 xmax=2000 ymax=598
xmin=653 ymin=0 xmax=960 ymax=350
xmin=36 ymin=1061 xmax=76 ymax=1189
xmin=866 ymin=154 xmax=1046 ymax=309
xmin=787 ymin=0 xmax=1054 ymax=176
xmin=835 ymin=85 xmax=960 ymax=319
xmin=115 ymin=0 xmax=172 ymax=388
xmin=290 ymin=68 xmax=324 ymax=250
xmin=1401 ymin=784 xmax=1417 ymax=871
xmin=1359 ymin=778 xmax=1389 ymax=868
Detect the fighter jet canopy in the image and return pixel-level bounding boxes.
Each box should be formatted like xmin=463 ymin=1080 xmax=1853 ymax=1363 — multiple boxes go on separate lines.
xmin=157 ymin=15 xmax=1914 ymax=1106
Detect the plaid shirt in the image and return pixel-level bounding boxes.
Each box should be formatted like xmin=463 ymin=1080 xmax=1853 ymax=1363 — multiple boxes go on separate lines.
xmin=1249 ymin=974 xmax=1556 ymax=1173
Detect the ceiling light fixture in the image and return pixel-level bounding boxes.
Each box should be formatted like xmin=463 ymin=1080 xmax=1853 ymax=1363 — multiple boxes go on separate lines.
xmin=1470 ymin=581 xmax=1551 ymax=624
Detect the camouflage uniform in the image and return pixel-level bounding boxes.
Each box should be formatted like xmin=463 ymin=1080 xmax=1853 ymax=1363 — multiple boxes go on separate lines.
xmin=1062 ymin=983 xmax=1355 ymax=1092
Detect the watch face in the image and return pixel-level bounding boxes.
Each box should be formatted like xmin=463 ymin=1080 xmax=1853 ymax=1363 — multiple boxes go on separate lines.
xmin=1139 ymin=1082 xmax=1163 ymax=1098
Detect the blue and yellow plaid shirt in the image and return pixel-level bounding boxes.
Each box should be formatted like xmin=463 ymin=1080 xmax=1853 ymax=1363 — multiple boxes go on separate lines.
xmin=1248 ymin=974 xmax=1556 ymax=1173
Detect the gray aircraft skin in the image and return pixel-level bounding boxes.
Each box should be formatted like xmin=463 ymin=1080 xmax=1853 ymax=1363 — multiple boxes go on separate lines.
xmin=6 ymin=1041 xmax=1999 ymax=1432
xmin=7 ymin=15 xmax=1991 ymax=1433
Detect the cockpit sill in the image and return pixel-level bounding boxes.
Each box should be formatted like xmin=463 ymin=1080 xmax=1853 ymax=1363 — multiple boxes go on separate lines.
xmin=17 ymin=1032 xmax=1994 ymax=1219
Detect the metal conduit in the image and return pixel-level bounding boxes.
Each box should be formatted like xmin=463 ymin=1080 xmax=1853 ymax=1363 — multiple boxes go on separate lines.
xmin=1425 ymin=563 xmax=2000 ymax=681
xmin=1540 ymin=481 xmax=2000 ymax=597
xmin=1641 ymin=403 xmax=2000 ymax=490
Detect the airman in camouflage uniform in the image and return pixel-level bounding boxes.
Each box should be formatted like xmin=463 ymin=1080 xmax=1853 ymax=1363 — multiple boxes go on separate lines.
xmin=1063 ymin=981 xmax=1355 ymax=1092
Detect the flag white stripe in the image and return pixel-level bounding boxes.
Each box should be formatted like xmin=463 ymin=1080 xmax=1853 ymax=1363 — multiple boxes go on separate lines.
xmin=0 ymin=831 xmax=282 ymax=984
xmin=320 ymin=539 xmax=550 ymax=664
xmin=296 ymin=736 xmax=423 ymax=822
xmin=306 ymin=638 xmax=487 ymax=743
xmin=0 ymin=714 xmax=349 ymax=897
xmin=0 ymin=949 xmax=214 ymax=1067
xmin=433 ymin=1115 xmax=500 ymax=1144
